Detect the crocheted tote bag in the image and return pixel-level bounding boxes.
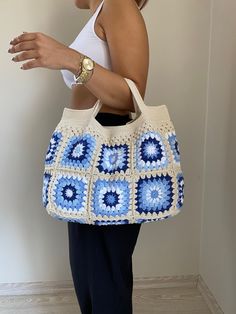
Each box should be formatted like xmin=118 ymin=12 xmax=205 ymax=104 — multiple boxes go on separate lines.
xmin=42 ymin=78 xmax=185 ymax=225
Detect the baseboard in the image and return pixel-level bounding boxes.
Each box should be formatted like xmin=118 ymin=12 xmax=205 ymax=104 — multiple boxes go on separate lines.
xmin=134 ymin=273 xmax=199 ymax=289
xmin=0 ymin=273 xmax=224 ymax=313
xmin=197 ymin=274 xmax=224 ymax=314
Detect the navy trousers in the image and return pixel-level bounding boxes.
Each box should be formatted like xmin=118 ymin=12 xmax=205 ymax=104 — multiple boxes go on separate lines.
xmin=67 ymin=112 xmax=142 ymax=314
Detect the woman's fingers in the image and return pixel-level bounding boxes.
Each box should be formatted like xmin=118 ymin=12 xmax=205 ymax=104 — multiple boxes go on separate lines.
xmin=9 ymin=31 xmax=70 ymax=70
xmin=20 ymin=59 xmax=42 ymax=70
xmin=8 ymin=40 xmax=38 ymax=54
xmin=10 ymin=32 xmax=38 ymax=45
xmin=12 ymin=49 xmax=39 ymax=63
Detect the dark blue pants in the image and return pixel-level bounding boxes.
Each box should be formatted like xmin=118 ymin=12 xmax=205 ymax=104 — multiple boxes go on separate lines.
xmin=67 ymin=112 xmax=142 ymax=314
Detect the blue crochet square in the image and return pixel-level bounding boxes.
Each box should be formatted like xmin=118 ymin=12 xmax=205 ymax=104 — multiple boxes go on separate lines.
xmin=167 ymin=131 xmax=180 ymax=164
xmin=60 ymin=133 xmax=96 ymax=169
xmin=92 ymin=179 xmax=130 ymax=217
xmin=52 ymin=174 xmax=88 ymax=212
xmin=96 ymin=143 xmax=129 ymax=173
xmin=135 ymin=174 xmax=174 ymax=214
xmin=44 ymin=131 xmax=63 ymax=166
xmin=135 ymin=131 xmax=168 ymax=171
xmin=176 ymin=172 xmax=184 ymax=208
xmin=42 ymin=171 xmax=52 ymax=207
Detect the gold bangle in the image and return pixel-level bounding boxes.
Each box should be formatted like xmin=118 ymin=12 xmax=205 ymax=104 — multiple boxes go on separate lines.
xmin=72 ymin=55 xmax=95 ymax=86
xmin=74 ymin=53 xmax=84 ymax=77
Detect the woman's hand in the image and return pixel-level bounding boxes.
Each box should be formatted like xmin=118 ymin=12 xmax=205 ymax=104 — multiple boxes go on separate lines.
xmin=8 ymin=31 xmax=80 ymax=71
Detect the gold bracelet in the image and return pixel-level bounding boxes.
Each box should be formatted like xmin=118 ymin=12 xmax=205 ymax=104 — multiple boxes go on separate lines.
xmin=74 ymin=53 xmax=84 ymax=77
xmin=72 ymin=54 xmax=95 ymax=86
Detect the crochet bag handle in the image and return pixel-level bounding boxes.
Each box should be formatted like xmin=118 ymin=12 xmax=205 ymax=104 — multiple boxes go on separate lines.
xmin=92 ymin=78 xmax=147 ymax=118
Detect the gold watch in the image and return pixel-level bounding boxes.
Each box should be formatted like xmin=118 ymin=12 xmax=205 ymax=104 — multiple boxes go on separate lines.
xmin=72 ymin=54 xmax=95 ymax=86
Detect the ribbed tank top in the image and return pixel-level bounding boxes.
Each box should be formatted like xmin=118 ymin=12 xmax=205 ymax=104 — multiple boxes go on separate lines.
xmin=60 ymin=0 xmax=112 ymax=89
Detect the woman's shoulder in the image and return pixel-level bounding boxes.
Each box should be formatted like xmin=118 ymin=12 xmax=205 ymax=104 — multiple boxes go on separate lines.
xmin=99 ymin=0 xmax=149 ymax=99
xmin=101 ymin=0 xmax=145 ymax=25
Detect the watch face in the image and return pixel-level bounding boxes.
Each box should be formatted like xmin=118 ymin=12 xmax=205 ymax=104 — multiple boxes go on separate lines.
xmin=83 ymin=58 xmax=94 ymax=71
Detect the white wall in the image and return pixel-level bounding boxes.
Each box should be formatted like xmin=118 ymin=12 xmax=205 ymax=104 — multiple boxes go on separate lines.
xmin=199 ymin=0 xmax=236 ymax=313
xmin=135 ymin=0 xmax=211 ymax=277
xmin=0 ymin=0 xmax=210 ymax=293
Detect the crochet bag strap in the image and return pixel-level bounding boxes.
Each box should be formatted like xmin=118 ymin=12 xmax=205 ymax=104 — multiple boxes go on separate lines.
xmin=91 ymin=78 xmax=147 ymax=119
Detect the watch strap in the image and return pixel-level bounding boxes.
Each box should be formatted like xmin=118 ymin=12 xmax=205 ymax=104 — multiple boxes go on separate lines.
xmin=72 ymin=54 xmax=95 ymax=86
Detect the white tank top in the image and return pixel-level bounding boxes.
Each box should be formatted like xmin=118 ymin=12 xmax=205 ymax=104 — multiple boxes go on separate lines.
xmin=60 ymin=0 xmax=112 ymax=89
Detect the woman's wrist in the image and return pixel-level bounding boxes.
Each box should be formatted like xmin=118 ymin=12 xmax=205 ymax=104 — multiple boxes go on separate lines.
xmin=65 ymin=48 xmax=82 ymax=75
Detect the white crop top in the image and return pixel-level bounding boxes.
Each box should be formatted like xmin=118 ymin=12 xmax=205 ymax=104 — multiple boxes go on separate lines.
xmin=60 ymin=0 xmax=112 ymax=89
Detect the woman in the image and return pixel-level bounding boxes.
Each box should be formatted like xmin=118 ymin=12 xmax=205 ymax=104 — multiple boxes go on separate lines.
xmin=8 ymin=0 xmax=149 ymax=313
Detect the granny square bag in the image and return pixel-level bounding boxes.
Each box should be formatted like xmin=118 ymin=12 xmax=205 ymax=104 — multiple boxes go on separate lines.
xmin=42 ymin=78 xmax=185 ymax=225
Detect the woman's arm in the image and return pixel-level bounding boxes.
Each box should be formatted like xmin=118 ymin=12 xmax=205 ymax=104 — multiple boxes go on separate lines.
xmin=68 ymin=0 xmax=149 ymax=112
xmin=8 ymin=0 xmax=149 ymax=112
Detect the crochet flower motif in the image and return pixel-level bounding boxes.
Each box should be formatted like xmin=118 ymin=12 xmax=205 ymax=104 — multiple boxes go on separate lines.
xmin=167 ymin=131 xmax=180 ymax=164
xmin=60 ymin=133 xmax=96 ymax=169
xmin=92 ymin=179 xmax=130 ymax=217
xmin=96 ymin=143 xmax=129 ymax=173
xmin=52 ymin=174 xmax=88 ymax=212
xmin=135 ymin=174 xmax=174 ymax=214
xmin=135 ymin=131 xmax=168 ymax=171
xmin=42 ymin=171 xmax=52 ymax=207
xmin=45 ymin=131 xmax=62 ymax=165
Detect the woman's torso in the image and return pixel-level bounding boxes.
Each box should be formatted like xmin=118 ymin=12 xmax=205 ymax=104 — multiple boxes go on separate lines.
xmin=61 ymin=0 xmax=130 ymax=115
